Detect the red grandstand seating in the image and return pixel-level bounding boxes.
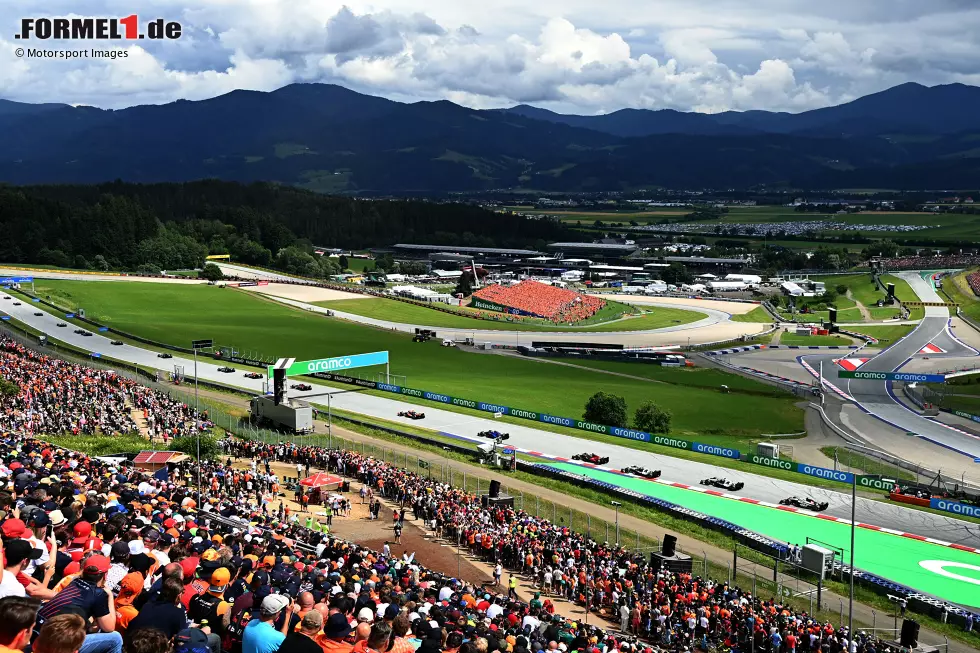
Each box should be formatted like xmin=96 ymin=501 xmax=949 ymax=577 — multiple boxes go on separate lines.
xmin=968 ymin=271 xmax=980 ymax=297
xmin=471 ymin=280 xmax=605 ymax=323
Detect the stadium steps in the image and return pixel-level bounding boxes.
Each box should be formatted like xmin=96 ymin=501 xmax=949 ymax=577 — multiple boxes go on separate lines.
xmin=128 ymin=406 xmax=153 ymax=440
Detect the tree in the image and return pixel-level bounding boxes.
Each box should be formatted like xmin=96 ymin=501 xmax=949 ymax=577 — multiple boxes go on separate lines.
xmin=0 ymin=377 xmax=20 ymax=399
xmin=583 ymin=392 xmax=628 ymax=427
xmin=200 ymin=263 xmax=224 ymax=282
xmin=634 ymin=401 xmax=671 ymax=434
xmin=455 ymin=273 xmax=473 ymax=297
xmin=73 ymin=255 xmax=89 ymax=269
xmin=169 ymin=433 xmax=220 ymax=461
xmin=836 ymin=284 xmax=848 ymax=296
xmin=93 ymin=255 xmax=110 ymax=271
xmin=339 ymin=255 xmax=349 ymax=270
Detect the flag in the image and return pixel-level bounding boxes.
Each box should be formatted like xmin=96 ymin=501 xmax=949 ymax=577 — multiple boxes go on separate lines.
xmin=417 ymin=459 xmax=429 ymax=469
xmin=153 ymin=466 xmax=169 ymax=482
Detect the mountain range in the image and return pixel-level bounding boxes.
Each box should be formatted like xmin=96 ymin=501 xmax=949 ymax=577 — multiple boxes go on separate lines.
xmin=2 ymin=81 xmax=980 ymax=193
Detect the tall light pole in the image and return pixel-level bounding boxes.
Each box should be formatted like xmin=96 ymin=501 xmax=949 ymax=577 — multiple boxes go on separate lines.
xmin=190 ymin=339 xmax=212 ymax=505
xmin=611 ymin=501 xmax=621 ymax=546
xmin=848 ymin=472 xmax=856 ymax=645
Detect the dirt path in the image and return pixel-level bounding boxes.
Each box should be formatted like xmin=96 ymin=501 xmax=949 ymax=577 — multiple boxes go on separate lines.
xmin=189 ymin=385 xmax=969 ymax=653
xmin=847 ymin=290 xmax=874 ymax=322
xmin=769 ymin=329 xmax=783 ymax=345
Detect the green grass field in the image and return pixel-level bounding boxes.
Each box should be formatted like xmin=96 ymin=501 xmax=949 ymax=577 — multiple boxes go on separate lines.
xmin=30 ymin=280 xmax=804 ymax=438
xmin=847 ymin=324 xmax=915 ymax=345
xmin=317 ymin=297 xmax=704 ymax=332
xmin=728 ymin=306 xmax=774 ymax=323
xmin=778 ymin=332 xmax=854 ymax=346
xmin=810 ymin=273 xmax=922 ymax=320
xmin=944 ymin=269 xmax=980 ymax=322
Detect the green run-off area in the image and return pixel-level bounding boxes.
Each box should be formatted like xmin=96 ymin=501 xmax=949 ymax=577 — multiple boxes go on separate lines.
xmin=548 ymin=462 xmax=980 ymax=608
xmin=28 ymin=280 xmax=803 ymax=438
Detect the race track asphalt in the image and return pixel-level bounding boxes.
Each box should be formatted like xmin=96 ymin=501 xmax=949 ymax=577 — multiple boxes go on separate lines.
xmin=2 ymin=295 xmax=979 ymax=550
xmin=215 ymin=262 xmax=765 ymax=348
xmin=815 ymin=272 xmax=980 ymax=461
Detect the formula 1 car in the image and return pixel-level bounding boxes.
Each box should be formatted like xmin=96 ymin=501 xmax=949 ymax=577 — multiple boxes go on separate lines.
xmin=622 ymin=466 xmax=661 ymax=479
xmin=157 ymin=352 xmax=173 ymax=359
xmin=572 ymin=453 xmax=610 ymax=465
xmin=290 ymin=383 xmax=313 ymax=391
xmin=33 ymin=312 xmax=43 ymax=317
xmin=217 ymin=366 xmax=236 ymax=373
xmin=478 ymin=430 xmax=510 ymax=440
xmin=1 ymin=296 xmax=8 ymax=300
xmin=56 ymin=323 xmax=67 ymax=327
xmin=110 ymin=340 xmax=124 ymax=346
xmin=73 ymin=329 xmax=86 ymax=335
xmin=779 ymin=496 xmax=829 ymax=511
xmin=12 ymin=302 xmax=20 ymax=306
xmin=700 ymin=477 xmax=745 ymax=491
xmin=244 ymin=372 xmax=263 ymax=379
xmin=80 ymin=331 xmax=92 ymax=337
xmin=398 ymin=410 xmax=426 ymax=420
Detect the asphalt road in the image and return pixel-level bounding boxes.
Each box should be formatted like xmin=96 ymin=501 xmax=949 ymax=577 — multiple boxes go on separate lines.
xmin=215 ymin=262 xmax=765 ymax=348
xmin=2 ymin=294 xmax=978 ymax=548
xmin=820 ymin=272 xmax=980 ymax=460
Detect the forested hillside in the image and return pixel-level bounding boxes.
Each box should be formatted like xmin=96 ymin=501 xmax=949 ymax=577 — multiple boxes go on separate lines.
xmin=0 ymin=180 xmax=569 ymax=274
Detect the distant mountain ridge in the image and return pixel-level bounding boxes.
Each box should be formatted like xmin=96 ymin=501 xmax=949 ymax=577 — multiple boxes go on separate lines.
xmin=500 ymin=83 xmax=980 ymax=138
xmin=1 ymin=81 xmax=979 ymax=192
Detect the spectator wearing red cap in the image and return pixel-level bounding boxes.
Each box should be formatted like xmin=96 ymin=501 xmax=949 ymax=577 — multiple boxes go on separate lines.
xmin=36 ymin=555 xmax=120 ymax=653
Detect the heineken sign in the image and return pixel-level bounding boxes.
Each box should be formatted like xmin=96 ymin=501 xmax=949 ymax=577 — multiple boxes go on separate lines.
xmin=838 ymin=370 xmax=946 ymax=383
xmin=268 ymin=351 xmax=389 ymax=377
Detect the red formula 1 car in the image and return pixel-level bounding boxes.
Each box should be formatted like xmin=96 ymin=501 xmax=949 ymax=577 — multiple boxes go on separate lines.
xmin=398 ymin=410 xmax=426 ymax=420
xmin=572 ymin=452 xmax=610 ymax=465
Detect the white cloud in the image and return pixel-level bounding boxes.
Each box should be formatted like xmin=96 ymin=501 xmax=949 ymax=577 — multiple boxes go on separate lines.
xmin=0 ymin=0 xmax=977 ymax=114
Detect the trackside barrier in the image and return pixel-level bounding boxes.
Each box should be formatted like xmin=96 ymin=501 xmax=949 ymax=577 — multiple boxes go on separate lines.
xmin=314 ymin=372 xmax=730 ymax=451
xmin=930 ymin=498 xmax=980 ymax=519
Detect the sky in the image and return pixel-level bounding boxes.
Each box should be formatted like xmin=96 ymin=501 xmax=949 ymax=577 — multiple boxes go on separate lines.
xmin=1 ymin=0 xmax=979 ymax=115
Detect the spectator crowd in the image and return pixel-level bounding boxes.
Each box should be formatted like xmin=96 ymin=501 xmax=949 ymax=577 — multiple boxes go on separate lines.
xmin=0 ymin=340 xmax=919 ymax=653
xmin=471 ymin=282 xmax=606 ymax=324
xmin=0 ymin=336 xmax=210 ymax=441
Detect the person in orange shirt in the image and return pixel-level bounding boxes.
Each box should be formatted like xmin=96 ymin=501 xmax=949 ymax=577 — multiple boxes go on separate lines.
xmin=114 ymin=572 xmax=144 ymax=634
xmin=317 ymin=613 xmax=355 ymax=653
xmin=0 ymin=595 xmax=38 ymax=653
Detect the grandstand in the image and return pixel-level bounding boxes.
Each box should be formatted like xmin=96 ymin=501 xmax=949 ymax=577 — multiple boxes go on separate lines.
xmin=967 ymin=270 xmax=980 ymax=296
xmin=470 ymin=279 xmax=605 ymax=323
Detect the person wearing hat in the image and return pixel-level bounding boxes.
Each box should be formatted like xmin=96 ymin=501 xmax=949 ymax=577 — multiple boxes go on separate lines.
xmin=105 ymin=541 xmax=130 ymax=596
xmin=316 ymin=612 xmax=355 ymax=653
xmin=242 ymin=594 xmax=294 ymax=653
xmin=0 ymin=539 xmax=43 ymax=599
xmin=35 ymin=555 xmax=121 ymax=653
xmin=2 ymin=531 xmax=58 ymax=601
xmin=189 ymin=567 xmax=233 ymax=648
xmin=281 ymin=609 xmax=324 ymax=653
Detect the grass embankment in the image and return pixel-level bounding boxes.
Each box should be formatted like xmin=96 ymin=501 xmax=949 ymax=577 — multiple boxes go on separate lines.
xmin=318 ymin=296 xmax=704 ymax=332
xmin=729 ymin=306 xmax=775 ymax=323
xmin=778 ymin=332 xmax=854 ymax=346
xmin=29 ymin=280 xmax=804 ymax=440
xmin=944 ymin=269 xmax=980 ymax=322
xmin=847 ymin=324 xmax=914 ymax=345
